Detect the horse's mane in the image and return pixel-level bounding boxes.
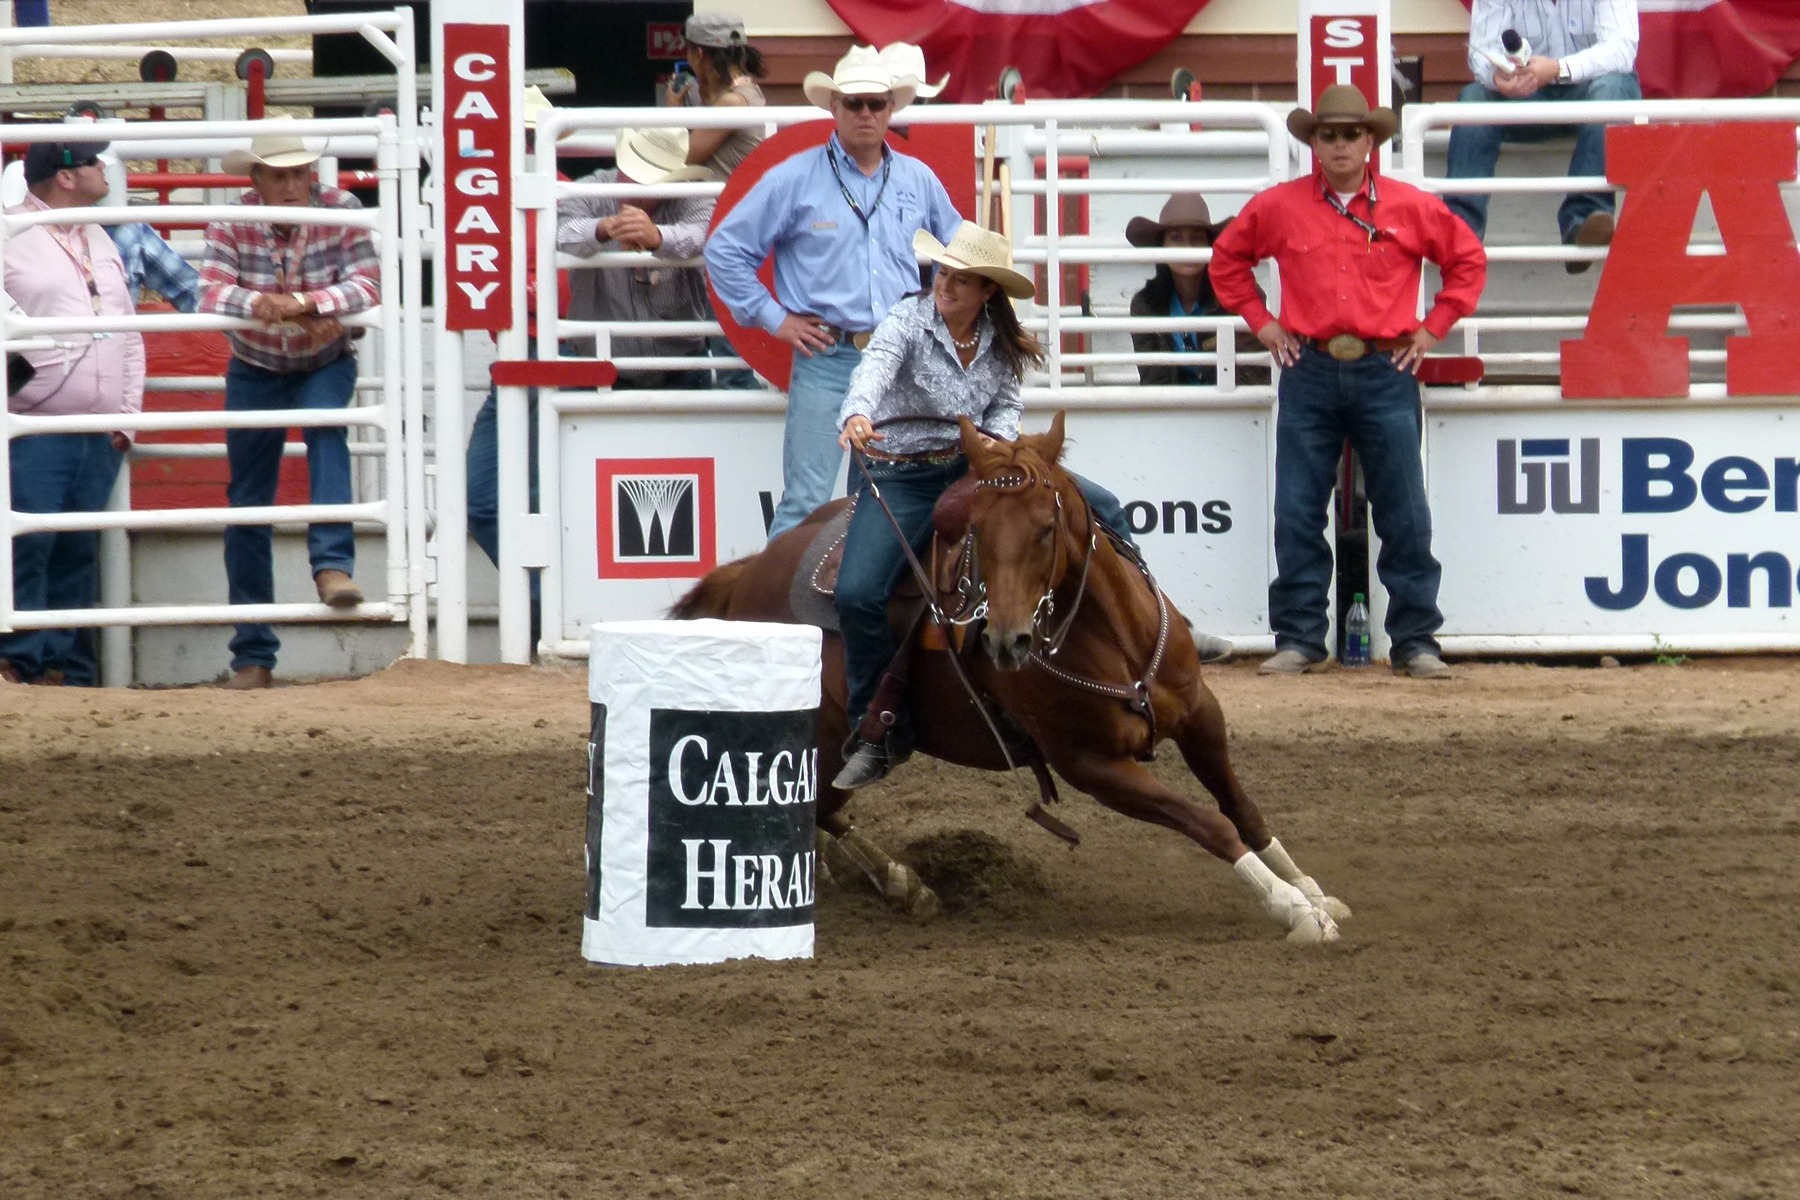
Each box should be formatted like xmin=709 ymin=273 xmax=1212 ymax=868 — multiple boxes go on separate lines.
xmin=977 ymin=427 xmax=1070 ymax=491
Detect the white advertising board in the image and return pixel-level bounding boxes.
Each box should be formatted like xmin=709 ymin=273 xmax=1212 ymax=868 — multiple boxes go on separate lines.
xmin=557 ymin=404 xmax=1278 ymax=646
xmin=1427 ymin=406 xmax=1800 ymax=646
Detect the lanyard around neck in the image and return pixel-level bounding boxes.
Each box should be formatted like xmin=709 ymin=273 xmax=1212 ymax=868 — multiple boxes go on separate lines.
xmin=827 ymin=140 xmax=892 ymax=229
xmin=1323 ymin=175 xmax=1380 ymax=243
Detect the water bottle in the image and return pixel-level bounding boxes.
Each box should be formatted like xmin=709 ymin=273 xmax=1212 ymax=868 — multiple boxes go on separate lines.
xmin=1342 ymin=593 xmax=1371 ymax=667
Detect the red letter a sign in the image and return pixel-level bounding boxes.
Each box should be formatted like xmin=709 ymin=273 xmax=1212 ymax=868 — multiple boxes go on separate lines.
xmin=1561 ymin=122 xmax=1800 ymax=399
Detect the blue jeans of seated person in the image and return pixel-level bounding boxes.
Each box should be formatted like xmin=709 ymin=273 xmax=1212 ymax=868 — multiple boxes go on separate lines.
xmin=1444 ymin=72 xmax=1641 ymax=242
xmin=223 ymin=355 xmax=358 ymax=672
xmin=768 ymin=341 xmax=861 ymax=541
xmin=1 ymin=432 xmax=123 ymax=684
xmin=1270 ymin=347 xmax=1443 ymax=666
xmin=836 ymin=455 xmax=1134 ymax=727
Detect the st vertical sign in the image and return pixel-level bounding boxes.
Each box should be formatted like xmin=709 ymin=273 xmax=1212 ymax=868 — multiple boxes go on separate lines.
xmin=441 ymin=22 xmax=513 ymax=331
xmin=1298 ymin=0 xmax=1392 ymax=168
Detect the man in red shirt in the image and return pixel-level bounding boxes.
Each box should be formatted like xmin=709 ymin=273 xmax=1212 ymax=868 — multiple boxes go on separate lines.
xmin=1210 ymin=86 xmax=1486 ymax=679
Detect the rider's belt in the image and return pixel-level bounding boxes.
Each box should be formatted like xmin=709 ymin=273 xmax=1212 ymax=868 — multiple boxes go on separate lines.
xmin=1304 ymin=333 xmax=1412 ymax=362
xmin=823 ymin=324 xmax=873 ymax=351
xmin=867 ymin=445 xmax=965 ymax=466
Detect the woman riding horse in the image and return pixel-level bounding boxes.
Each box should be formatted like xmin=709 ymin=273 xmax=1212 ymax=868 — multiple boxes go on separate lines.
xmin=832 ymin=223 xmax=1229 ymax=790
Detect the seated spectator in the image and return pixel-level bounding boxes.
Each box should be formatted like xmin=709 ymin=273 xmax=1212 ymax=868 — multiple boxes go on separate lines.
xmin=669 ymin=12 xmax=767 ymax=177
xmin=1125 ymin=195 xmax=1266 ymax=386
xmin=1446 ymin=0 xmax=1641 ymax=273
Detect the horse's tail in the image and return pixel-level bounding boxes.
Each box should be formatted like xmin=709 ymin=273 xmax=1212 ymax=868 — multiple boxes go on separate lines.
xmin=668 ymin=556 xmax=753 ymax=620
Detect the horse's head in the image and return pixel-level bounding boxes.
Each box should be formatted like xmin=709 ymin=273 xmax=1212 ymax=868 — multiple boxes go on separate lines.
xmin=959 ymin=411 xmax=1081 ymax=670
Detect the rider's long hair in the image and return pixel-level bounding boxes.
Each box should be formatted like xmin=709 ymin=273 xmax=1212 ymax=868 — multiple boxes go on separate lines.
xmin=698 ymin=43 xmax=767 ymax=83
xmin=985 ymin=290 xmax=1046 ymax=382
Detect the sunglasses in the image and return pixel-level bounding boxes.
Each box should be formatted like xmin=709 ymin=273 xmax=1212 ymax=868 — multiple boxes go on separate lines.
xmin=1314 ymin=125 xmax=1369 ymax=145
xmin=839 ymin=95 xmax=892 ymax=114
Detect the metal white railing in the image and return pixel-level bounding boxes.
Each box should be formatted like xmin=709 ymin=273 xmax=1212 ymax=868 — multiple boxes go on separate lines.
xmin=0 ymin=10 xmax=426 ymax=686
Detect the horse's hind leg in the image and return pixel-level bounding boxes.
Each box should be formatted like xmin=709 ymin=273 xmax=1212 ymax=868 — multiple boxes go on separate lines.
xmin=1172 ymin=688 xmax=1352 ymax=923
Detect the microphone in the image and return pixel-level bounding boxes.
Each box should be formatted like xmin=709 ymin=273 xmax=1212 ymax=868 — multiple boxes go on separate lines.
xmin=1500 ymin=28 xmax=1531 ymax=67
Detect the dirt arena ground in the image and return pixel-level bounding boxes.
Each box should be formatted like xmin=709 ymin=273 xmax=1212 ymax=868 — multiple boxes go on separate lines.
xmin=3 ymin=657 xmax=1798 ymax=1199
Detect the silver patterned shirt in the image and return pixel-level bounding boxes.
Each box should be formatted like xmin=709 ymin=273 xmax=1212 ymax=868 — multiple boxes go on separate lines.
xmin=838 ymin=293 xmax=1023 ymax=456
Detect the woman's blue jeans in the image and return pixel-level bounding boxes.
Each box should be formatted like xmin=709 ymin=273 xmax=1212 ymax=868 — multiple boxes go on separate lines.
xmin=222 ymin=355 xmax=358 ymax=670
xmin=1270 ymin=347 xmax=1443 ymax=664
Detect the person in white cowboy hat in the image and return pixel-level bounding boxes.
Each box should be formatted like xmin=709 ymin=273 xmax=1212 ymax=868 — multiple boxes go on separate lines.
xmin=198 ymin=133 xmax=382 ymax=690
xmin=1208 ymin=85 xmax=1486 ymax=682
xmin=706 ymin=44 xmax=962 ymax=542
xmin=878 ymin=43 xmax=950 ymax=102
xmin=555 ymin=126 xmax=716 ymax=389
xmin=828 ymin=222 xmax=1152 ymax=789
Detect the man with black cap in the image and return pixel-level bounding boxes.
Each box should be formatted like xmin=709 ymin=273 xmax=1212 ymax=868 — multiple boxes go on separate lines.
xmin=1209 ymin=86 xmax=1487 ymax=680
xmin=1 ymin=140 xmax=145 ymax=687
xmin=198 ymin=134 xmax=381 ymax=690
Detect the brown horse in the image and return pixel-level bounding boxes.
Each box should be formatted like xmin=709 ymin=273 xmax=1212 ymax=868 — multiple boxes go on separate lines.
xmin=670 ymin=413 xmax=1347 ymax=942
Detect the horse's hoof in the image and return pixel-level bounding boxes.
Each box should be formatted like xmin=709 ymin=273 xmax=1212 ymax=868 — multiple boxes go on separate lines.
xmin=904 ymin=884 xmax=942 ymax=922
xmin=1285 ymin=908 xmax=1340 ymax=945
xmin=1319 ymin=896 xmax=1353 ymax=923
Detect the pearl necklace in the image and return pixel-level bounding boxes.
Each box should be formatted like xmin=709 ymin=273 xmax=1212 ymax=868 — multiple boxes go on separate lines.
xmin=950 ymin=327 xmax=980 ymax=351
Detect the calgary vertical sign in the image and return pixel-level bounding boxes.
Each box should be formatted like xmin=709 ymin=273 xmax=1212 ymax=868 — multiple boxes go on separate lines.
xmin=441 ymin=22 xmax=513 ymax=331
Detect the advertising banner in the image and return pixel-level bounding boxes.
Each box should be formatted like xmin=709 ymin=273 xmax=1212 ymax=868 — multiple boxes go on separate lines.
xmin=1428 ymin=407 xmax=1800 ymax=642
xmin=558 ymin=406 xmax=1277 ymax=646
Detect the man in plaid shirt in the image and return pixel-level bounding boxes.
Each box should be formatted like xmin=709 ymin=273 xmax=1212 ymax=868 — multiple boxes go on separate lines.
xmin=199 ymin=135 xmax=380 ymax=690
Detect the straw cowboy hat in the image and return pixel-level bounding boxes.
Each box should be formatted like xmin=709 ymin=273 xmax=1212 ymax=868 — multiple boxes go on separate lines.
xmin=802 ymin=45 xmax=916 ymax=112
xmin=1125 ymin=194 xmax=1231 ymax=248
xmin=613 ymin=126 xmax=714 ymax=186
xmin=1286 ymin=84 xmax=1397 ymax=144
xmin=520 ymin=84 xmax=554 ymax=130
xmin=914 ymin=222 xmax=1034 ymax=300
xmin=223 ymin=134 xmax=321 ymax=174
xmin=879 ymin=42 xmax=949 ymax=100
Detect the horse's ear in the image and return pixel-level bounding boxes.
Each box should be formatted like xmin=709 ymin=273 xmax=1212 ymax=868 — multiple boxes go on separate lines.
xmin=1038 ymin=410 xmax=1067 ymax=464
xmin=959 ymin=415 xmax=996 ymax=472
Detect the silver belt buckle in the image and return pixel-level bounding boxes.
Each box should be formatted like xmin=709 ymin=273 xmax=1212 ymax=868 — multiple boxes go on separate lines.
xmin=1325 ymin=334 xmax=1367 ymax=362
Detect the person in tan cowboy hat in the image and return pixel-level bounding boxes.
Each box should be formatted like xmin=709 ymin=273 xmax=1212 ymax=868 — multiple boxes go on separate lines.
xmin=198 ymin=134 xmax=381 ymax=689
xmin=1124 ymin=194 xmax=1267 ymax=387
xmin=706 ymin=45 xmax=961 ymax=542
xmin=828 ymin=222 xmax=1178 ymax=789
xmin=1208 ymin=84 xmax=1486 ymax=681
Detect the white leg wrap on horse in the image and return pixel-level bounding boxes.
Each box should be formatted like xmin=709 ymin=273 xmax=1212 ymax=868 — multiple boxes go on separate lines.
xmin=1233 ymin=852 xmax=1336 ymax=942
xmin=1258 ymin=838 xmax=1352 ymax=922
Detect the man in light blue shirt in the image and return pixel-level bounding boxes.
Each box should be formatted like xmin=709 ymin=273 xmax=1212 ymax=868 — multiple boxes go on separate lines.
xmin=1448 ymin=0 xmax=1640 ymax=273
xmin=706 ymin=46 xmax=962 ymax=540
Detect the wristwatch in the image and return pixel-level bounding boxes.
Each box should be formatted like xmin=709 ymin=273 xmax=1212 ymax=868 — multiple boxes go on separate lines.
xmin=1555 ymin=60 xmax=1572 ymax=84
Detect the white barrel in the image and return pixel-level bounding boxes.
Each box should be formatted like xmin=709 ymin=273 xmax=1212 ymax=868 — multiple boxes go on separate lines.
xmin=584 ymin=618 xmax=822 ymax=967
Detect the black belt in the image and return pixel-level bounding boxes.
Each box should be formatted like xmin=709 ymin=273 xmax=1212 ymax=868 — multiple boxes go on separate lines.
xmin=1301 ymin=333 xmax=1412 ymax=362
xmin=822 ymin=324 xmax=873 ymax=350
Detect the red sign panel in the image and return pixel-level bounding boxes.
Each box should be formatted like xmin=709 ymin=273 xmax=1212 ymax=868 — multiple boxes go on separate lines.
xmin=442 ymin=23 xmax=513 ymax=332
xmin=647 ymin=22 xmax=686 ymax=60
xmin=1309 ymin=15 xmax=1378 ymax=113
xmin=596 ymin=458 xmax=717 ymax=580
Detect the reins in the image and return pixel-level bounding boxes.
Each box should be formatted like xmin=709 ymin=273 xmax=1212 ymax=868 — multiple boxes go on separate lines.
xmin=975 ymin=467 xmax=1172 ymax=756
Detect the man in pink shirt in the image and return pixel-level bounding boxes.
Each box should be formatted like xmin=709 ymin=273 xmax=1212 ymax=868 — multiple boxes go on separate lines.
xmin=1 ymin=140 xmax=144 ymax=687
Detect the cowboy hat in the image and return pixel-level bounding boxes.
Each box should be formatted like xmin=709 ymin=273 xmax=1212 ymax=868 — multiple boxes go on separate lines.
xmin=614 ymin=126 xmax=715 ymax=186
xmin=520 ymin=84 xmax=554 ymax=130
xmin=223 ymin=134 xmax=321 ymax=174
xmin=1125 ymin=194 xmax=1230 ymax=248
xmin=914 ymin=222 xmax=1034 ymax=300
xmin=1286 ymin=84 xmax=1397 ymax=144
xmin=879 ymin=42 xmax=949 ymax=101
xmin=802 ymin=45 xmax=915 ymax=112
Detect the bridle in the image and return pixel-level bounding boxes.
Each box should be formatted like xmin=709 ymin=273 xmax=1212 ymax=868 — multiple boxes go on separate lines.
xmin=972 ymin=467 xmax=1172 ymax=757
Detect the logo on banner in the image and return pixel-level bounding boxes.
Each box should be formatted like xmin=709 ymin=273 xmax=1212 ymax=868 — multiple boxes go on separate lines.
xmin=645 ymin=708 xmax=818 ymax=929
xmin=594 ymin=457 xmax=717 ymax=580
xmin=1495 ymin=435 xmax=1800 ymax=611
xmin=1497 ymin=439 xmax=1600 ymax=515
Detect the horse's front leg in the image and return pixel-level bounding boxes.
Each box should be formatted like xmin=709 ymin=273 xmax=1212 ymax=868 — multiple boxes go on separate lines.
xmin=1049 ymin=749 xmax=1337 ymax=944
xmin=1170 ymin=686 xmax=1353 ymax=924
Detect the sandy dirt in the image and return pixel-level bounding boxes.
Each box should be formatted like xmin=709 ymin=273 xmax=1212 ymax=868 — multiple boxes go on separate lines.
xmin=3 ymin=656 xmax=1798 ymax=1199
